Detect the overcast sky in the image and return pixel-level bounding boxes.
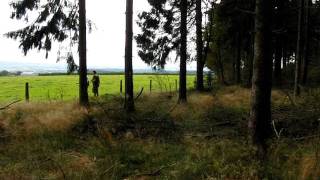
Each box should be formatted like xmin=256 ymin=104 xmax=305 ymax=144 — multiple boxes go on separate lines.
xmin=0 ymin=0 xmax=197 ymax=70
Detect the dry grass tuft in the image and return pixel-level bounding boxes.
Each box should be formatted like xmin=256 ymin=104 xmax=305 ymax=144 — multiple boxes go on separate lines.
xmin=188 ymin=93 xmax=215 ymax=111
xmin=299 ymin=156 xmax=320 ymax=180
xmin=0 ymin=101 xmax=88 ymax=133
xmin=215 ymin=86 xmax=251 ymax=108
xmin=170 ymin=93 xmax=214 ymax=121
xmin=214 ymin=86 xmax=287 ymax=109
xmin=300 ymin=156 xmax=320 ymax=180
xmin=67 ymin=152 xmax=96 ymax=172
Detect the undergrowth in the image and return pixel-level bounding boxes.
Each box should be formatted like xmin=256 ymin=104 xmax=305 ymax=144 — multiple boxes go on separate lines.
xmin=0 ymin=86 xmax=319 ymax=179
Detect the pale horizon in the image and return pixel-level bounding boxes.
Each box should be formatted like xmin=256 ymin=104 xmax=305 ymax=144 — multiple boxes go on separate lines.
xmin=0 ymin=0 xmax=197 ymax=71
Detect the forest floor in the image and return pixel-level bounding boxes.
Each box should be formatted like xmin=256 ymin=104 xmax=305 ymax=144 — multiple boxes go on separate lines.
xmin=0 ymin=86 xmax=320 ymax=179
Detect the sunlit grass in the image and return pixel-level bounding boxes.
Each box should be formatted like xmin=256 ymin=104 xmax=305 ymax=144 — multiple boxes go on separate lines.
xmin=1 ymin=86 xmax=320 ymax=179
xmin=0 ymin=74 xmax=196 ymax=103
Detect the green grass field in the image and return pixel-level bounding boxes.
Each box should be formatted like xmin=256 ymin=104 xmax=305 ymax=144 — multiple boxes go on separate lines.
xmin=0 ymin=75 xmax=195 ymax=102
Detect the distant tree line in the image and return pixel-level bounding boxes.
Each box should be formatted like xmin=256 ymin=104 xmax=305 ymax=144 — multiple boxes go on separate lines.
xmin=0 ymin=70 xmax=22 ymax=76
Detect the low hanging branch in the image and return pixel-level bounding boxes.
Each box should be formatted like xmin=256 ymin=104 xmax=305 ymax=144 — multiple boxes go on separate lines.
xmin=0 ymin=100 xmax=21 ymax=111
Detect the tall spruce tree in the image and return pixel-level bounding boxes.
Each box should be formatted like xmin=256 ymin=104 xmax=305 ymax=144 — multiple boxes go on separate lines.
xmin=7 ymin=0 xmax=89 ymax=105
xmin=78 ymin=0 xmax=89 ymax=105
xmin=294 ymin=0 xmax=304 ymax=98
xmin=249 ymin=0 xmax=273 ymax=156
xmin=125 ymin=0 xmax=135 ymax=111
xmin=136 ymin=0 xmax=214 ymax=99
xmin=196 ymin=0 xmax=204 ymax=91
xmin=179 ymin=0 xmax=188 ymax=102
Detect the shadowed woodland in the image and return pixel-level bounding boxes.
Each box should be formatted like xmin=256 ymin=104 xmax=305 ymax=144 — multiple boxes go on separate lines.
xmin=1 ymin=0 xmax=320 ymax=179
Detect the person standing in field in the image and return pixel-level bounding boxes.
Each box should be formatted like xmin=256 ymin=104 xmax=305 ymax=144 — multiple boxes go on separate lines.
xmin=91 ymin=71 xmax=100 ymax=97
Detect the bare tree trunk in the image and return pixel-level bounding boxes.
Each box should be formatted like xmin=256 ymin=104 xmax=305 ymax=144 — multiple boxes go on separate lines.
xmin=125 ymin=0 xmax=134 ymax=111
xmin=282 ymin=37 xmax=287 ymax=71
xmin=196 ymin=0 xmax=204 ymax=91
xmin=236 ymin=32 xmax=242 ymax=84
xmin=217 ymin=47 xmax=226 ymax=85
xmin=294 ymin=0 xmax=304 ymax=98
xmin=79 ymin=0 xmax=89 ymax=106
xmin=203 ymin=4 xmax=214 ymax=70
xmin=302 ymin=0 xmax=310 ymax=85
xmin=179 ymin=0 xmax=188 ymax=103
xmin=247 ymin=35 xmax=254 ymax=87
xmin=274 ymin=37 xmax=282 ymax=86
xmin=233 ymin=51 xmax=237 ymax=82
xmin=249 ymin=0 xmax=273 ymax=157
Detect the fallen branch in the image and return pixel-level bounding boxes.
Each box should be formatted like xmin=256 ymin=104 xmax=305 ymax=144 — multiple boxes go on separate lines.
xmin=272 ymin=120 xmax=283 ymax=139
xmin=135 ymin=87 xmax=144 ymax=101
xmin=235 ymin=7 xmax=256 ymax=15
xmin=294 ymin=134 xmax=320 ymax=141
xmin=133 ymin=162 xmax=177 ymax=178
xmin=0 ymin=100 xmax=21 ymax=111
xmin=101 ymin=163 xmax=118 ymax=176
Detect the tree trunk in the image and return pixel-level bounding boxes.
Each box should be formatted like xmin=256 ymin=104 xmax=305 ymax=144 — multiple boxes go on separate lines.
xmin=196 ymin=0 xmax=204 ymax=91
xmin=79 ymin=0 xmax=89 ymax=106
xmin=294 ymin=0 xmax=304 ymax=98
xmin=217 ymin=47 xmax=226 ymax=85
xmin=247 ymin=35 xmax=254 ymax=87
xmin=203 ymin=4 xmax=214 ymax=71
xmin=179 ymin=0 xmax=188 ymax=103
xmin=274 ymin=0 xmax=285 ymax=87
xmin=125 ymin=0 xmax=134 ymax=111
xmin=274 ymin=37 xmax=282 ymax=86
xmin=236 ymin=32 xmax=242 ymax=84
xmin=233 ymin=51 xmax=237 ymax=82
xmin=249 ymin=0 xmax=273 ymax=157
xmin=282 ymin=37 xmax=287 ymax=71
xmin=302 ymin=0 xmax=310 ymax=85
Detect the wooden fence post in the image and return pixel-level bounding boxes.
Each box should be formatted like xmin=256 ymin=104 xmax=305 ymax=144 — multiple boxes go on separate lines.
xmin=25 ymin=82 xmax=29 ymax=102
xmin=175 ymin=79 xmax=178 ymax=92
xmin=150 ymin=80 xmax=152 ymax=93
xmin=120 ymin=80 xmax=123 ymax=94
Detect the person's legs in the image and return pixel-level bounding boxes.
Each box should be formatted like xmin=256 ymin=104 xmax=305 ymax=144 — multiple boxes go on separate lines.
xmin=93 ymin=87 xmax=99 ymax=97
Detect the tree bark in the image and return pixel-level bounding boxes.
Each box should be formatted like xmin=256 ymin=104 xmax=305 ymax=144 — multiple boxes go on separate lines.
xmin=294 ymin=0 xmax=304 ymax=98
xmin=179 ymin=0 xmax=188 ymax=103
xmin=274 ymin=37 xmax=282 ymax=86
xmin=282 ymin=37 xmax=287 ymax=71
xmin=125 ymin=0 xmax=135 ymax=111
xmin=236 ymin=32 xmax=242 ymax=84
xmin=247 ymin=35 xmax=254 ymax=87
xmin=217 ymin=47 xmax=226 ymax=85
xmin=249 ymin=0 xmax=273 ymax=157
xmin=196 ymin=0 xmax=204 ymax=91
xmin=302 ymin=0 xmax=310 ymax=85
xmin=79 ymin=0 xmax=89 ymax=106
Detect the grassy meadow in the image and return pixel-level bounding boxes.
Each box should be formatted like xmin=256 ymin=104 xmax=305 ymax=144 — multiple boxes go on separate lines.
xmin=1 ymin=86 xmax=320 ymax=179
xmin=0 ymin=74 xmax=195 ymax=103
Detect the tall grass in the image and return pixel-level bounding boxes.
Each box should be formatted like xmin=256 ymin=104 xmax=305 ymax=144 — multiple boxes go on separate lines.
xmin=0 ymin=86 xmax=320 ymax=179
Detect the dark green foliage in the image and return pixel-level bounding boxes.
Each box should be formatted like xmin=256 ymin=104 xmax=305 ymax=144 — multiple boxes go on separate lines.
xmin=205 ymin=0 xmax=320 ymax=87
xmin=66 ymin=54 xmax=79 ymax=74
xmin=136 ymin=0 xmax=207 ymax=69
xmin=135 ymin=1 xmax=181 ymax=69
xmin=7 ymin=0 xmax=78 ymax=57
xmin=5 ymin=0 xmax=88 ymax=73
xmin=206 ymin=0 xmax=255 ymax=84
